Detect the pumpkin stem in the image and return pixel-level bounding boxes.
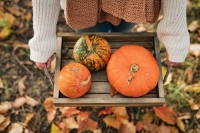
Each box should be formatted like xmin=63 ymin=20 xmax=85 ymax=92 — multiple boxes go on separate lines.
xmin=81 ymin=74 xmax=91 ymax=86
xmin=127 ymin=64 xmax=139 ymax=85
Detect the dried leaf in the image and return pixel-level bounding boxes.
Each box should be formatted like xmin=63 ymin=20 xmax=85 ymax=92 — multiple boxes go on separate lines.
xmin=0 ymin=115 xmax=5 ymax=125
xmin=77 ymin=111 xmax=92 ymax=122
xmin=103 ymin=115 xmax=121 ymax=129
xmin=93 ymin=129 xmax=102 ymax=133
xmin=25 ymin=12 xmax=32 ymax=22
xmin=18 ymin=75 xmax=27 ymax=96
xmin=98 ymin=107 xmax=112 ymax=116
xmin=110 ymin=85 xmax=117 ymax=97
xmin=188 ymin=20 xmax=199 ymax=32
xmin=8 ymin=123 xmax=23 ymax=133
xmin=25 ymin=95 xmax=39 ymax=107
xmin=168 ymin=126 xmax=179 ymax=133
xmin=13 ymin=97 xmax=26 ymax=108
xmin=0 ymin=77 xmax=4 ymax=88
xmin=63 ymin=117 xmax=78 ymax=130
xmin=143 ymin=123 xmax=158 ymax=132
xmin=195 ymin=110 xmax=200 ymax=119
xmin=158 ymin=123 xmax=170 ymax=133
xmin=112 ymin=107 xmax=128 ymax=118
xmin=62 ymin=107 xmax=80 ymax=117
xmin=44 ymin=97 xmax=54 ymax=111
xmin=3 ymin=13 xmax=16 ymax=25
xmin=188 ymin=99 xmax=199 ymax=110
xmin=135 ymin=121 xmax=143 ymax=132
xmin=50 ymin=123 xmax=60 ymax=133
xmin=142 ymin=112 xmax=154 ymax=124
xmin=119 ymin=120 xmax=136 ymax=133
xmin=0 ymin=101 xmax=12 ymax=114
xmin=78 ymin=118 xmax=98 ymax=133
xmin=176 ymin=118 xmax=186 ymax=133
xmin=4 ymin=6 xmax=21 ymax=16
xmin=0 ymin=26 xmax=11 ymax=39
xmin=13 ymin=43 xmax=30 ymax=52
xmin=0 ymin=116 xmax=10 ymax=131
xmin=24 ymin=113 xmax=35 ymax=124
xmin=190 ymin=44 xmax=200 ymax=57
xmin=47 ymin=109 xmax=56 ymax=123
xmin=162 ymin=66 xmax=172 ymax=85
xmin=153 ymin=106 xmax=176 ymax=125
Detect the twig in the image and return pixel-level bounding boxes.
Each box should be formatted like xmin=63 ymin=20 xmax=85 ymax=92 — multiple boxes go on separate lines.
xmin=11 ymin=51 xmax=33 ymax=76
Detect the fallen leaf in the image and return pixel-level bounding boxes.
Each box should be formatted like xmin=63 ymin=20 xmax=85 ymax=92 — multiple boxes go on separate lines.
xmin=24 ymin=113 xmax=35 ymax=124
xmin=77 ymin=111 xmax=92 ymax=122
xmin=119 ymin=120 xmax=136 ymax=133
xmin=158 ymin=123 xmax=170 ymax=133
xmin=142 ymin=112 xmax=154 ymax=124
xmin=4 ymin=6 xmax=21 ymax=16
xmin=13 ymin=43 xmax=30 ymax=52
xmin=0 ymin=77 xmax=4 ymax=88
xmin=190 ymin=44 xmax=200 ymax=57
xmin=0 ymin=26 xmax=11 ymax=39
xmin=188 ymin=99 xmax=199 ymax=110
xmin=3 ymin=13 xmax=16 ymax=25
xmin=25 ymin=12 xmax=32 ymax=21
xmin=110 ymin=85 xmax=117 ymax=97
xmin=44 ymin=97 xmax=54 ymax=111
xmin=0 ymin=101 xmax=12 ymax=114
xmin=162 ymin=66 xmax=172 ymax=85
xmin=143 ymin=123 xmax=158 ymax=132
xmin=47 ymin=109 xmax=56 ymax=123
xmin=176 ymin=118 xmax=186 ymax=133
xmin=62 ymin=107 xmax=80 ymax=117
xmin=188 ymin=20 xmax=200 ymax=32
xmin=98 ymin=107 xmax=112 ymax=116
xmin=78 ymin=118 xmax=98 ymax=133
xmin=18 ymin=75 xmax=27 ymax=96
xmin=0 ymin=115 xmax=5 ymax=125
xmin=50 ymin=123 xmax=60 ymax=133
xmin=135 ymin=121 xmax=143 ymax=132
xmin=153 ymin=106 xmax=176 ymax=125
xmin=112 ymin=107 xmax=128 ymax=119
xmin=25 ymin=95 xmax=39 ymax=107
xmin=13 ymin=97 xmax=26 ymax=108
xmin=0 ymin=116 xmax=10 ymax=131
xmin=93 ymin=129 xmax=102 ymax=133
xmin=168 ymin=126 xmax=179 ymax=133
xmin=8 ymin=123 xmax=23 ymax=133
xmin=196 ymin=110 xmax=200 ymax=119
xmin=62 ymin=117 xmax=78 ymax=130
xmin=103 ymin=115 xmax=121 ymax=129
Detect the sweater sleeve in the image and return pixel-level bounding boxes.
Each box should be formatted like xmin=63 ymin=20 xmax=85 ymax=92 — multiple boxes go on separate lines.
xmin=157 ymin=0 xmax=190 ymax=63
xmin=28 ymin=0 xmax=60 ymax=63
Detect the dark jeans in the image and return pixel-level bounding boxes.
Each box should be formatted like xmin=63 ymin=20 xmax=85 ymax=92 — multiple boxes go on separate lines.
xmin=75 ymin=20 xmax=136 ymax=33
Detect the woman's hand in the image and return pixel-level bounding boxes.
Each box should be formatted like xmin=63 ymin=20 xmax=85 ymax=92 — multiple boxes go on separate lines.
xmin=35 ymin=55 xmax=53 ymax=70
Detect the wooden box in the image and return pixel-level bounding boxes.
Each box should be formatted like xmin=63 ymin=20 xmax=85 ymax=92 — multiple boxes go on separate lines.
xmin=53 ymin=32 xmax=165 ymax=107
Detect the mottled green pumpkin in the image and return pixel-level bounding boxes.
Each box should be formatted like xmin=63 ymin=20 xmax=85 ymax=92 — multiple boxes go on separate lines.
xmin=73 ymin=35 xmax=111 ymax=71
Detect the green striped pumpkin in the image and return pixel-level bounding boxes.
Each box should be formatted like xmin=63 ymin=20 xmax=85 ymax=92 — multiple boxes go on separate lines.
xmin=73 ymin=35 xmax=111 ymax=72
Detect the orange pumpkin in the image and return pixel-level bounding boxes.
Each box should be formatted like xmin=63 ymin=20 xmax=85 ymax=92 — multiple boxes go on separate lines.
xmin=57 ymin=62 xmax=92 ymax=98
xmin=106 ymin=45 xmax=160 ymax=97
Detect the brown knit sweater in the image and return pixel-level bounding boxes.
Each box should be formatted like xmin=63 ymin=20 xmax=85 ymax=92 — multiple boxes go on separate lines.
xmin=66 ymin=0 xmax=161 ymax=30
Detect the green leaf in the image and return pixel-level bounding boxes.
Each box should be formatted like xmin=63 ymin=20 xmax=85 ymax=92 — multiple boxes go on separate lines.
xmin=0 ymin=26 xmax=11 ymax=39
xmin=0 ymin=19 xmax=11 ymax=27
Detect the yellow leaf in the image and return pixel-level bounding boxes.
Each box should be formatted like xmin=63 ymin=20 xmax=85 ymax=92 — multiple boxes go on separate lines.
xmin=25 ymin=12 xmax=32 ymax=22
xmin=0 ymin=116 xmax=10 ymax=131
xmin=0 ymin=26 xmax=11 ymax=39
xmin=3 ymin=13 xmax=16 ymax=25
xmin=24 ymin=113 xmax=35 ymax=124
xmin=50 ymin=123 xmax=60 ymax=133
xmin=162 ymin=66 xmax=172 ymax=85
xmin=176 ymin=119 xmax=186 ymax=133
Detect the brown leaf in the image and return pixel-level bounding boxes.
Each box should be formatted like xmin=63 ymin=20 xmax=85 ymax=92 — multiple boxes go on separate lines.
xmin=188 ymin=99 xmax=199 ymax=110
xmin=0 ymin=101 xmax=12 ymax=114
xmin=47 ymin=109 xmax=56 ymax=123
xmin=196 ymin=110 xmax=200 ymax=119
xmin=153 ymin=106 xmax=176 ymax=125
xmin=119 ymin=120 xmax=136 ymax=133
xmin=4 ymin=6 xmax=21 ymax=16
xmin=13 ymin=97 xmax=26 ymax=108
xmin=3 ymin=13 xmax=16 ymax=25
xmin=0 ymin=77 xmax=4 ymax=88
xmin=77 ymin=111 xmax=92 ymax=122
xmin=112 ymin=107 xmax=128 ymax=118
xmin=190 ymin=44 xmax=200 ymax=57
xmin=13 ymin=43 xmax=30 ymax=52
xmin=78 ymin=118 xmax=98 ymax=133
xmin=44 ymin=97 xmax=54 ymax=111
xmin=135 ymin=121 xmax=143 ymax=132
xmin=103 ymin=115 xmax=121 ymax=129
xmin=0 ymin=116 xmax=10 ymax=131
xmin=18 ymin=75 xmax=27 ymax=96
xmin=188 ymin=20 xmax=200 ymax=32
xmin=142 ymin=112 xmax=154 ymax=124
xmin=62 ymin=107 xmax=80 ymax=117
xmin=25 ymin=95 xmax=39 ymax=107
xmin=24 ymin=113 xmax=35 ymax=124
xmin=0 ymin=115 xmax=5 ymax=125
xmin=168 ymin=126 xmax=179 ymax=133
xmin=8 ymin=123 xmax=23 ymax=133
xmin=98 ymin=107 xmax=112 ymax=116
xmin=176 ymin=118 xmax=186 ymax=133
xmin=158 ymin=123 xmax=170 ymax=133
xmin=143 ymin=123 xmax=158 ymax=132
xmin=110 ymin=85 xmax=117 ymax=97
xmin=60 ymin=117 xmax=78 ymax=131
xmin=93 ymin=129 xmax=102 ymax=133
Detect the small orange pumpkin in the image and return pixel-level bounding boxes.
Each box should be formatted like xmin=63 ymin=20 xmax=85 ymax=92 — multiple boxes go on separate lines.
xmin=57 ymin=62 xmax=92 ymax=98
xmin=106 ymin=45 xmax=160 ymax=97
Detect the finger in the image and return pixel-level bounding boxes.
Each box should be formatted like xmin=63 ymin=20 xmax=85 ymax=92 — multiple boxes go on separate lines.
xmin=46 ymin=56 xmax=53 ymax=68
xmin=35 ymin=62 xmax=47 ymax=70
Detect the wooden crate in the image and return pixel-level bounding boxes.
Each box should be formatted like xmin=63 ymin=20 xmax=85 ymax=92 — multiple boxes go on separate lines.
xmin=53 ymin=32 xmax=165 ymax=107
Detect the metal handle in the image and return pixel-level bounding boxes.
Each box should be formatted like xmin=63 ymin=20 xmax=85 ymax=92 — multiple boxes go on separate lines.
xmin=44 ymin=68 xmax=54 ymax=86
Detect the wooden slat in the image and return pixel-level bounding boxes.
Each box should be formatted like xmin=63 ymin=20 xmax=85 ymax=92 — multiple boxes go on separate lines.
xmin=53 ymin=97 xmax=165 ymax=107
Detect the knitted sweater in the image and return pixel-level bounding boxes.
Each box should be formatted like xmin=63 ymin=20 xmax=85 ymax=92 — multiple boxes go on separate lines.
xmin=28 ymin=0 xmax=190 ymax=63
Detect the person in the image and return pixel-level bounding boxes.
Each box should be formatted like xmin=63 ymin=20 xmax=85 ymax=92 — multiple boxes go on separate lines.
xmin=28 ymin=0 xmax=190 ymax=70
